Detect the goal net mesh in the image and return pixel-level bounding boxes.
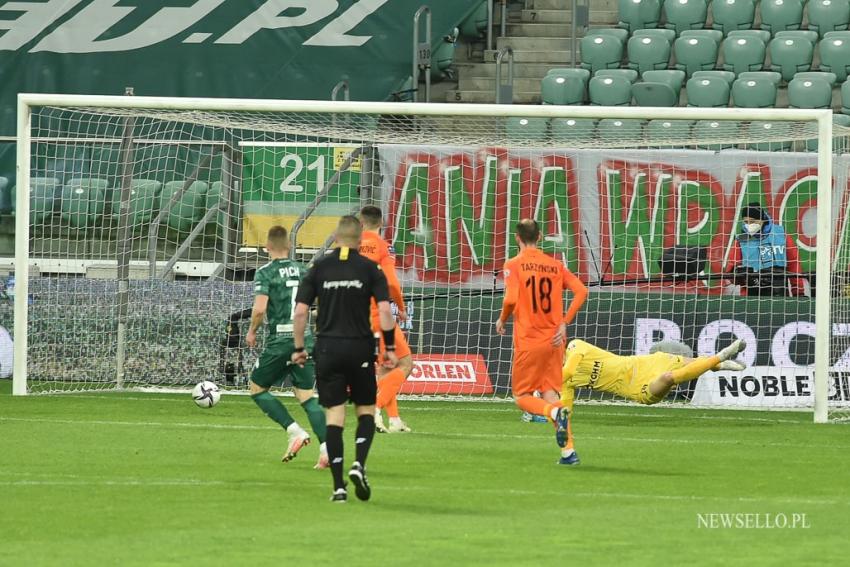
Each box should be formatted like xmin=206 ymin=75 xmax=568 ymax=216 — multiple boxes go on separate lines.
xmin=15 ymin=102 xmax=850 ymax=420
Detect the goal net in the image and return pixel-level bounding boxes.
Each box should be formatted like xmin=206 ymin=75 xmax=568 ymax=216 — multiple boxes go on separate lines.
xmin=11 ymin=95 xmax=849 ymax=422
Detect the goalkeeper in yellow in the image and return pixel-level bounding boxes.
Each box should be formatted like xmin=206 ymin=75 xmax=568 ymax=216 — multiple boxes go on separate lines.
xmin=558 ymin=338 xmax=746 ymax=465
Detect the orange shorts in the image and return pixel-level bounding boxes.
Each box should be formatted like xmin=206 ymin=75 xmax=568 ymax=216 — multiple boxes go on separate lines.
xmin=376 ymin=326 xmax=412 ymax=360
xmin=511 ymin=342 xmax=565 ymax=396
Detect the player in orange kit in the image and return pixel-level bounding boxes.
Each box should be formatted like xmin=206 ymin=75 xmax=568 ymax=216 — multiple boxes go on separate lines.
xmin=358 ymin=205 xmax=414 ymax=433
xmin=495 ymin=219 xmax=588 ymax=463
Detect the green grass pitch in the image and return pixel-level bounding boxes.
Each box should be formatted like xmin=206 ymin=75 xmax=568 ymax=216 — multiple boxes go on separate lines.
xmin=1 ymin=380 xmax=848 ymax=566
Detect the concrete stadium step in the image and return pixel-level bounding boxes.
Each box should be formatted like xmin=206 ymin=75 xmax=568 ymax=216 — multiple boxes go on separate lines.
xmin=458 ymin=76 xmax=543 ymax=92
xmin=456 ymin=61 xmax=566 ymax=78
xmin=483 ymin=48 xmax=574 ymax=63
xmin=496 ymin=36 xmax=571 ymax=52
xmin=505 ymin=22 xmax=575 ymax=37
xmin=520 ymin=9 xmax=618 ymax=25
xmin=446 ymin=89 xmax=541 ymax=104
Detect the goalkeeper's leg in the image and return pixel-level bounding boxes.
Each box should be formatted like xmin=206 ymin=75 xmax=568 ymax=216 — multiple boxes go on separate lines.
xmin=646 ymin=339 xmax=746 ymax=400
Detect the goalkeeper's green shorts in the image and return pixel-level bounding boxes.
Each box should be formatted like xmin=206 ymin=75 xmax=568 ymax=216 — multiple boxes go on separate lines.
xmin=250 ymin=336 xmax=315 ymax=390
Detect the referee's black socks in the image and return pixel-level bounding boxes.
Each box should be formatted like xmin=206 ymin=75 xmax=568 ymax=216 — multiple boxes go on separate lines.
xmin=326 ymin=425 xmax=345 ymax=491
xmin=355 ymin=414 xmax=376 ymax=467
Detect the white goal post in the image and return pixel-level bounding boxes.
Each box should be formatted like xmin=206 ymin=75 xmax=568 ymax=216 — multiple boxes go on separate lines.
xmin=11 ymin=93 xmax=842 ymax=423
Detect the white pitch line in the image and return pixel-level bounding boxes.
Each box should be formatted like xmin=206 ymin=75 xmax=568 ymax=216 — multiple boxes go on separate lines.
xmin=0 ymin=416 xmax=842 ymax=450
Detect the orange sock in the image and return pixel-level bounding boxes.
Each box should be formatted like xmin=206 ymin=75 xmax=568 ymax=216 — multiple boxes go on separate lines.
xmin=565 ymin=420 xmax=575 ymax=450
xmin=385 ymin=396 xmax=400 ymax=418
xmin=376 ymin=368 xmax=406 ymax=410
xmin=515 ymin=396 xmax=562 ymax=420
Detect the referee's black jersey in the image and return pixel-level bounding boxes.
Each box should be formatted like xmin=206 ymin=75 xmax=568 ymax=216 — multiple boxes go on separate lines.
xmin=295 ymin=246 xmax=390 ymax=339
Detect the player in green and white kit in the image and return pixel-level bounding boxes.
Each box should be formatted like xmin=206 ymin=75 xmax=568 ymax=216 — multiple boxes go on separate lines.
xmin=246 ymin=226 xmax=328 ymax=468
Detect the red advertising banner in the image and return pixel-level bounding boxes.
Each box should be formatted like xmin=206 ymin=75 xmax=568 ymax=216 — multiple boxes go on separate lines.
xmin=399 ymin=354 xmax=494 ymax=395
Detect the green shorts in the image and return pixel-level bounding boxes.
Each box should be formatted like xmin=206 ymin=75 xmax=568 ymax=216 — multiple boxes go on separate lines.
xmin=250 ymin=336 xmax=316 ymax=390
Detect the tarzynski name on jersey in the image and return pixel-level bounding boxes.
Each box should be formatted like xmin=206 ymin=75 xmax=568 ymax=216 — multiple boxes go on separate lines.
xmin=323 ymin=279 xmax=364 ymax=289
xmin=520 ymin=262 xmax=561 ymax=274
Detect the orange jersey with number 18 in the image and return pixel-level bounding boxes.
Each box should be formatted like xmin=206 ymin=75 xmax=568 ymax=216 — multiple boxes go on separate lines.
xmin=501 ymin=247 xmax=587 ymax=349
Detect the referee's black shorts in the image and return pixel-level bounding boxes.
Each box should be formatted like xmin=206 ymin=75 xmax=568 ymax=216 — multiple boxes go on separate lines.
xmin=313 ymin=337 xmax=377 ymax=407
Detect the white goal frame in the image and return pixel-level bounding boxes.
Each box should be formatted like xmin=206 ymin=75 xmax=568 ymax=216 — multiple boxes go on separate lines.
xmin=11 ymin=93 xmax=834 ymax=423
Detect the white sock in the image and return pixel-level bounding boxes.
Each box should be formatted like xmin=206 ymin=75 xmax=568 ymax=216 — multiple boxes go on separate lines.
xmin=389 ymin=417 xmax=403 ymax=425
xmin=561 ymin=448 xmax=575 ymax=458
xmin=550 ymin=407 xmax=561 ymax=421
xmin=286 ymin=422 xmax=305 ymax=436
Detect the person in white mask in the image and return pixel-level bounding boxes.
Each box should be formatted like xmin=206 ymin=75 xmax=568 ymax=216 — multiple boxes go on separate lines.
xmin=727 ymin=202 xmax=807 ymax=297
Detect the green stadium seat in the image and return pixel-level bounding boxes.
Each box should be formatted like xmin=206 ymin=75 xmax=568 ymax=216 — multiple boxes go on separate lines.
xmin=505 ymin=117 xmax=549 ymax=141
xmin=745 ymin=121 xmax=794 ymax=151
xmin=632 ymin=81 xmax=679 ymax=106
xmin=737 ymin=71 xmax=783 ymax=84
xmin=28 ymin=177 xmax=59 ymax=224
xmin=787 ymin=76 xmax=833 ymax=108
xmin=793 ymin=71 xmax=837 ymax=86
xmin=808 ymin=0 xmax=850 ymax=37
xmin=633 ymin=28 xmax=677 ymax=42
xmin=693 ymin=120 xmax=737 ymax=150
xmin=205 ymin=181 xmax=226 ymax=230
xmin=673 ymin=35 xmax=719 ymax=77
xmin=594 ymin=69 xmax=640 ymax=82
xmin=0 ymin=177 xmax=10 ymax=213
xmin=589 ymin=75 xmax=634 ymax=105
xmin=134 ymin=145 xmax=183 ymax=183
xmin=680 ymin=29 xmax=724 ymax=42
xmin=759 ymin=0 xmax=803 ymax=35
xmin=768 ymin=36 xmax=814 ymax=81
xmin=459 ymin=1 xmax=488 ymax=39
xmin=128 ymin=179 xmax=162 ymax=227
xmin=841 ymin=79 xmax=850 ymax=114
xmin=643 ymin=69 xmax=686 ymax=90
xmin=541 ymin=69 xmax=590 ymax=105
xmin=721 ymin=36 xmax=766 ymax=74
xmin=774 ymin=30 xmax=819 ymax=44
xmin=692 ymin=70 xmax=737 ymax=84
xmin=711 ymin=0 xmax=756 ymax=35
xmin=60 ymin=178 xmax=107 ymax=229
xmin=551 ymin=118 xmax=597 ymax=144
xmin=664 ymin=0 xmax=709 ymax=35
xmin=161 ymin=180 xmax=208 ymax=233
xmin=825 ymin=30 xmax=850 ymax=39
xmin=726 ymin=29 xmax=772 ymax=44
xmin=618 ymin=0 xmax=662 ymax=32
xmin=580 ymin=33 xmax=625 ymax=74
xmin=732 ymin=77 xmax=779 ymax=107
xmin=686 ymin=76 xmax=731 ymax=106
xmin=627 ymin=35 xmax=672 ymax=74
xmin=597 ymin=119 xmax=645 ymax=145
xmin=804 ymin=114 xmax=850 ymax=151
xmin=818 ymin=34 xmax=850 ymax=82
xmin=587 ymin=28 xmax=630 ymax=42
xmin=646 ymin=120 xmax=695 ymax=147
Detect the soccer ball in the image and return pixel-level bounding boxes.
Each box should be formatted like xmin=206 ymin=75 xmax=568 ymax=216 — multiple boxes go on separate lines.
xmin=192 ymin=381 xmax=221 ymax=408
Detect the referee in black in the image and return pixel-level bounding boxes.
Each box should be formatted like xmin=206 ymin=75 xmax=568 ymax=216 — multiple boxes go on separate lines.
xmin=291 ymin=215 xmax=398 ymax=503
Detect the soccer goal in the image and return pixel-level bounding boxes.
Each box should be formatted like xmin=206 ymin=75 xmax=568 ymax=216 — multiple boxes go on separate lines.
xmin=11 ymin=93 xmax=849 ymax=422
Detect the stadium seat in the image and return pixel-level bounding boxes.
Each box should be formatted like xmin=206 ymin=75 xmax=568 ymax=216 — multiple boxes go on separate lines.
xmin=594 ymin=69 xmax=640 ymax=82
xmin=774 ymin=30 xmax=819 ymax=44
xmin=128 ymin=179 xmax=162 ymax=227
xmin=134 ymin=145 xmax=183 ymax=183
xmin=793 ymin=71 xmax=837 ymax=86
xmin=692 ymin=70 xmax=737 ymax=84
xmin=807 ymin=0 xmax=850 ymax=37
xmin=589 ymin=75 xmax=634 ymax=105
xmin=759 ymin=0 xmax=803 ymax=35
xmin=28 ymin=177 xmax=59 ymax=224
xmin=818 ymin=34 xmax=850 ymax=82
xmin=804 ymin=114 xmax=850 ymax=151
xmin=726 ymin=29 xmax=772 ymax=44
xmin=551 ymin=118 xmax=597 ymax=143
xmin=720 ymin=36 xmax=766 ymax=74
xmin=580 ymin=33 xmax=625 ymax=75
xmin=206 ymin=181 xmax=226 ymax=230
xmin=60 ymin=178 xmax=107 ymax=229
xmin=627 ymin=35 xmax=672 ymax=75
xmin=768 ymin=36 xmax=814 ymax=81
xmin=587 ymin=28 xmax=630 ymax=42
xmin=841 ymin=79 xmax=850 ymax=114
xmin=731 ymin=77 xmax=779 ymax=107
xmin=597 ymin=119 xmax=645 ymax=145
xmin=711 ymin=0 xmax=756 ymax=35
xmin=693 ymin=120 xmax=737 ymax=150
xmin=459 ymin=1 xmax=488 ymax=39
xmin=632 ymin=79 xmax=680 ymax=106
xmin=744 ymin=121 xmax=794 ymax=151
xmin=680 ymin=29 xmax=724 ymax=43
xmin=633 ymin=28 xmax=677 ymax=42
xmin=686 ymin=76 xmax=731 ymax=106
xmin=0 ymin=177 xmax=10 ymax=213
xmin=737 ymin=71 xmax=783 ymax=85
xmin=646 ymin=120 xmax=695 ymax=147
xmin=664 ymin=0 xmax=709 ymax=35
xmin=505 ymin=117 xmax=549 ymax=141
xmin=541 ymin=70 xmax=589 ymax=105
xmin=618 ymin=0 xmax=662 ymax=32
xmin=643 ymin=69 xmax=686 ymax=91
xmin=161 ymin=180 xmax=208 ymax=232
xmin=787 ymin=76 xmax=833 ymax=108
xmin=673 ymin=35 xmax=719 ymax=77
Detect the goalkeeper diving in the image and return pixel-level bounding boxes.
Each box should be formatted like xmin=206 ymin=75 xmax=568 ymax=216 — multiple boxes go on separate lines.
xmin=559 ymin=338 xmax=747 ymax=465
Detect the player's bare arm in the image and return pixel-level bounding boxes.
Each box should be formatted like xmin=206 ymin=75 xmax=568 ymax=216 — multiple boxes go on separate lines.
xmin=245 ymin=294 xmax=268 ymax=348
xmin=377 ymin=300 xmax=399 ymax=369
xmin=291 ymin=302 xmax=310 ymax=367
